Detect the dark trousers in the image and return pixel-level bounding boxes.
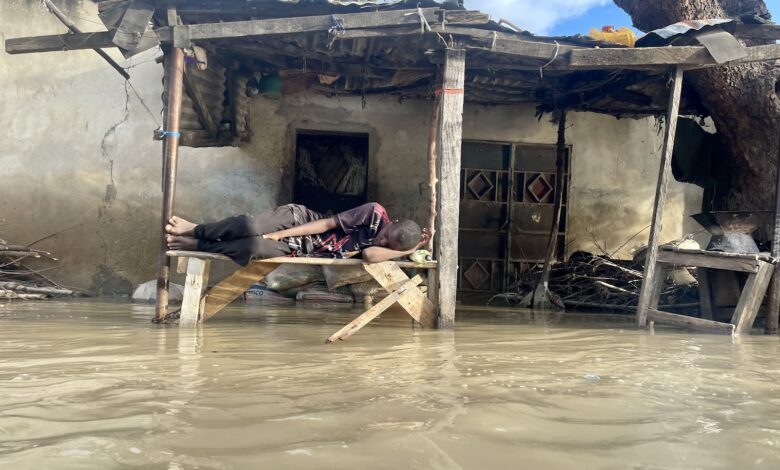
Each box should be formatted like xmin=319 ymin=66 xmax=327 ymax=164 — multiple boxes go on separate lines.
xmin=194 ymin=205 xmax=298 ymax=266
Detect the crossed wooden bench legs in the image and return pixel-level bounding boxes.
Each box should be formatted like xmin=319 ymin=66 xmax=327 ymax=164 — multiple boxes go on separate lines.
xmin=327 ymin=263 xmax=437 ymax=342
xmin=175 ymin=257 xmax=436 ymax=340
xmin=177 ymin=257 xmax=277 ymax=325
xmin=644 ymin=258 xmax=774 ymax=335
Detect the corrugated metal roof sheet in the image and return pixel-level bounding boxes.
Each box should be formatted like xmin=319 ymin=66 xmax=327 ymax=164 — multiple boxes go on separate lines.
xmin=637 ymin=19 xmax=734 ymax=47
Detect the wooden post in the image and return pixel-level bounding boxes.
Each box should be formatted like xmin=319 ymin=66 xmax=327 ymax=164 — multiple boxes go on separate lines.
xmin=732 ymin=261 xmax=774 ymax=335
xmin=427 ymin=94 xmax=441 ymax=249
xmin=434 ymin=41 xmax=466 ymax=329
xmin=765 ymin=134 xmax=780 ymax=334
xmin=426 ymin=78 xmax=442 ymax=309
xmin=533 ymin=110 xmax=567 ymax=309
xmin=179 ymin=258 xmax=210 ymax=327
xmin=636 ymin=67 xmax=684 ymax=327
xmin=154 ymin=41 xmax=185 ymax=322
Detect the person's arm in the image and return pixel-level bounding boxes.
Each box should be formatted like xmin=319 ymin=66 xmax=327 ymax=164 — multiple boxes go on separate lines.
xmin=263 ymin=217 xmax=337 ymax=241
xmin=362 ymin=228 xmax=433 ymax=263
xmin=362 ymin=246 xmax=417 ymax=263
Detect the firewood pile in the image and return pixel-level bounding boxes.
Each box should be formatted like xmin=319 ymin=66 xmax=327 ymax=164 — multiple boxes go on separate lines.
xmin=0 ymin=240 xmax=80 ymax=300
xmin=497 ymin=251 xmax=699 ymax=312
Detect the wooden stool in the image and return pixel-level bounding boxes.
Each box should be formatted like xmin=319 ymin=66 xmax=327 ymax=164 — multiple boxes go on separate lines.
xmin=645 ymin=247 xmax=775 ymax=335
xmin=167 ymin=250 xmax=438 ymax=341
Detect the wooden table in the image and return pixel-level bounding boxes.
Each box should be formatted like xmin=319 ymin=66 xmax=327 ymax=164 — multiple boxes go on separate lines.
xmin=646 ymin=247 xmax=775 ymax=335
xmin=166 ymin=250 xmax=438 ymax=342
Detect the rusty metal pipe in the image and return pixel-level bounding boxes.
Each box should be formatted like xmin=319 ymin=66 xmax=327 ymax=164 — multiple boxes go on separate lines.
xmin=155 ymin=47 xmax=185 ymax=322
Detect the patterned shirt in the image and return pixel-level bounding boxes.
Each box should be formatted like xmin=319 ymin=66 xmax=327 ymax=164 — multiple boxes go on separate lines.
xmin=287 ymin=203 xmax=390 ymax=258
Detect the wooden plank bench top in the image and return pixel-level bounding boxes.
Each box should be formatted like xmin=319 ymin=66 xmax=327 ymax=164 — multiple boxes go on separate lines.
xmin=168 ymin=250 xmax=440 ymax=337
xmin=659 ymin=246 xmax=774 ymax=261
xmin=166 ymin=250 xmax=438 ymax=269
xmin=657 ymin=247 xmax=775 ymax=273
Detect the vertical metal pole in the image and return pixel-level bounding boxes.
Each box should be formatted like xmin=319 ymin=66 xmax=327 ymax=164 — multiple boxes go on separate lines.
xmin=636 ymin=67 xmax=684 ymax=327
xmin=154 ymin=46 xmax=185 ymax=322
xmin=765 ymin=134 xmax=780 ymax=334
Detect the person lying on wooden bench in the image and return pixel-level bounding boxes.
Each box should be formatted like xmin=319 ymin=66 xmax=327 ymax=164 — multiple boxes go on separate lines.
xmin=165 ymin=202 xmax=432 ymax=266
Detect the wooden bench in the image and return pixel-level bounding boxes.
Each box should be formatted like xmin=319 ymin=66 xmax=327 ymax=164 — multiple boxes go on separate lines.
xmin=646 ymin=247 xmax=775 ymax=335
xmin=166 ymin=250 xmax=438 ymax=342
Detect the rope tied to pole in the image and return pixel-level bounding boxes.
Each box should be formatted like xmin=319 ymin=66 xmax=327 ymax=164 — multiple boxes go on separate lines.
xmin=405 ymin=7 xmax=431 ymax=34
xmin=327 ymin=14 xmax=346 ymax=48
xmin=539 ymin=40 xmax=560 ymax=79
xmin=158 ymin=130 xmax=181 ymax=139
xmin=434 ymin=86 xmax=464 ymax=96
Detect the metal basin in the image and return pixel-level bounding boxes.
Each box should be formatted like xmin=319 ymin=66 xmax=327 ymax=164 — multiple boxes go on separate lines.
xmin=690 ymin=211 xmax=773 ymax=253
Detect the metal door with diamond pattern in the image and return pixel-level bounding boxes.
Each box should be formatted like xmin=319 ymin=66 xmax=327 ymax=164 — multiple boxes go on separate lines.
xmin=458 ymin=141 xmax=570 ymax=298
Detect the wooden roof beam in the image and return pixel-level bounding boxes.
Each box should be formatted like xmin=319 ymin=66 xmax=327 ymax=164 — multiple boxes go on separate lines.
xmin=463 ymin=42 xmax=780 ymax=70
xmin=467 ymin=38 xmax=578 ymax=61
xmin=564 ymin=43 xmax=780 ymax=70
xmin=156 ymin=8 xmax=442 ymax=46
xmin=4 ymin=8 xmax=444 ymax=54
xmin=7 ymin=31 xmax=117 ymax=54
xmin=5 ymin=29 xmax=157 ymax=55
xmin=732 ymin=23 xmax=780 ymax=40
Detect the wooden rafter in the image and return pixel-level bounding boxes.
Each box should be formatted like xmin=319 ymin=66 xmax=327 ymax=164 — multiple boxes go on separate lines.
xmin=5 ymin=30 xmax=157 ymax=55
xmin=732 ymin=23 xmax=780 ymax=40
xmin=183 ymin=68 xmax=219 ymax=137
xmin=565 ymin=43 xmax=780 ymax=70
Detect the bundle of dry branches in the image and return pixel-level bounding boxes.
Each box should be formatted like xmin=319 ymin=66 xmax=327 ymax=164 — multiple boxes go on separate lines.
xmin=0 ymin=239 xmax=79 ymax=300
xmin=494 ymin=251 xmax=699 ymax=312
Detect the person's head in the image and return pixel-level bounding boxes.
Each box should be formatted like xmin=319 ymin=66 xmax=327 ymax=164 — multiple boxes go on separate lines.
xmin=375 ymin=219 xmax=422 ymax=251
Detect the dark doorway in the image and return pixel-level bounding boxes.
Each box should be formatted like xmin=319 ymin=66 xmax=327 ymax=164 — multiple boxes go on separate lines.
xmin=458 ymin=141 xmax=571 ymax=301
xmin=294 ymin=131 xmax=369 ymax=214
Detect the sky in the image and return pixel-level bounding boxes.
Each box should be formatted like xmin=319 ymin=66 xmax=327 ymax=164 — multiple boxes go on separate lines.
xmin=468 ymin=0 xmax=780 ymax=36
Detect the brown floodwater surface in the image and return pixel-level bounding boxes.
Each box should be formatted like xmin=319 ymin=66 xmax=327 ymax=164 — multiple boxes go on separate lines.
xmin=1 ymin=300 xmax=779 ymax=469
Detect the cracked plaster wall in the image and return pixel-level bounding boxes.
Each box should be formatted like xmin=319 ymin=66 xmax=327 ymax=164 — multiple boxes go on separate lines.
xmin=1 ymin=0 xmax=286 ymax=293
xmin=1 ymin=1 xmax=702 ymax=292
xmin=260 ymin=94 xmax=703 ymax=261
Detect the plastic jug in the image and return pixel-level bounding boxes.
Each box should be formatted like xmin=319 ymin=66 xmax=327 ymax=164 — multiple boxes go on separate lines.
xmin=588 ymin=26 xmax=636 ymax=47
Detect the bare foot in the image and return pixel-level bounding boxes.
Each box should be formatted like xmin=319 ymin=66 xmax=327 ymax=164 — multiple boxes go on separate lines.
xmin=165 ymin=216 xmax=197 ymax=236
xmin=167 ymin=235 xmax=199 ymax=251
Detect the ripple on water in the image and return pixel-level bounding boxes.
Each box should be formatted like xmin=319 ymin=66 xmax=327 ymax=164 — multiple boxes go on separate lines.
xmin=0 ymin=300 xmax=779 ymax=469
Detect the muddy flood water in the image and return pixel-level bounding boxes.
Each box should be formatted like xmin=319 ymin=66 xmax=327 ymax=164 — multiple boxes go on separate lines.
xmin=1 ymin=300 xmax=780 ymax=469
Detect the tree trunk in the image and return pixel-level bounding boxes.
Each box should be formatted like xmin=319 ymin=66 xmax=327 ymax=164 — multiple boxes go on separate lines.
xmin=615 ymin=0 xmax=780 ymax=214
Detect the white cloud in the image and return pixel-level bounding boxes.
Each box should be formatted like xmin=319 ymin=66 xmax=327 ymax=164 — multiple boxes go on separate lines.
xmin=465 ymin=0 xmax=609 ymax=35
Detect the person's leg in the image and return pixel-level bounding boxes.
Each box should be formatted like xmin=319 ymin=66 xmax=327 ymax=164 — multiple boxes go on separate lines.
xmin=196 ymin=236 xmax=292 ymax=266
xmin=194 ymin=205 xmax=299 ymax=241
